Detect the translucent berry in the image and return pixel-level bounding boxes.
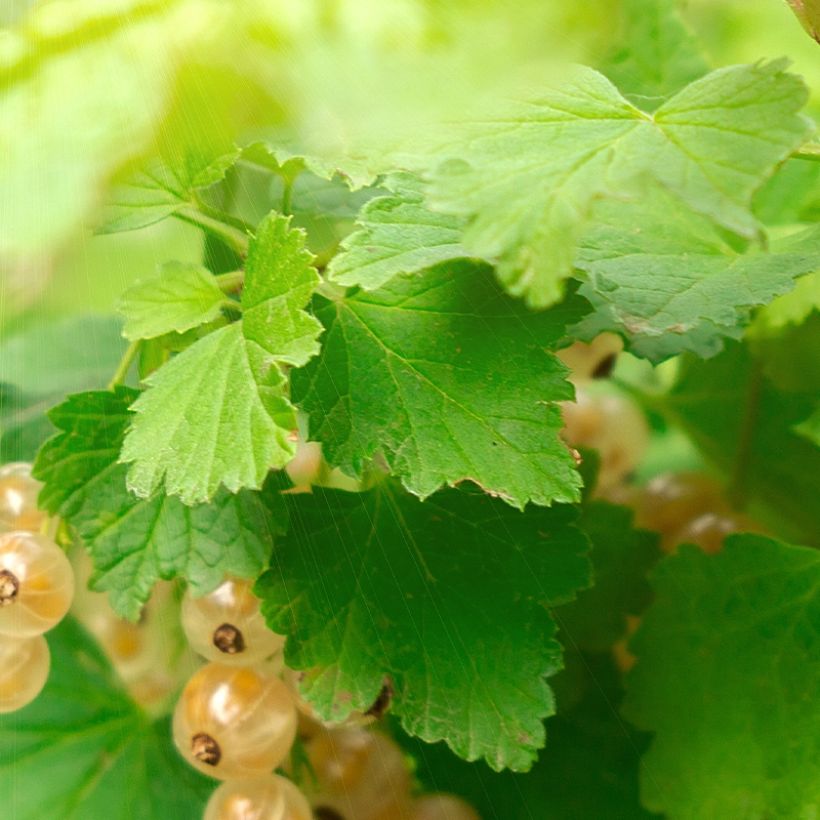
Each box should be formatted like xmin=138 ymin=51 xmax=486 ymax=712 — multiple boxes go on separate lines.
xmin=560 ymin=387 xmax=649 ymax=492
xmin=173 ymin=663 xmax=297 ymax=780
xmin=283 ymin=668 xmax=390 ymax=731
xmin=181 ymin=578 xmax=285 ymax=665
xmin=632 ymin=472 xmax=724 ymax=546
xmin=411 ymin=794 xmax=480 ymax=820
xmin=0 ymin=633 xmax=50 ymax=712
xmin=0 ymin=462 xmax=45 ymax=534
xmin=0 ymin=531 xmax=74 ymax=637
xmin=306 ymin=727 xmax=411 ymax=819
xmin=285 ymin=439 xmax=324 ymax=492
xmin=204 ymin=775 xmax=312 ymax=820
xmin=556 ymin=333 xmax=623 ymax=382
xmin=671 ymin=511 xmax=763 ymax=555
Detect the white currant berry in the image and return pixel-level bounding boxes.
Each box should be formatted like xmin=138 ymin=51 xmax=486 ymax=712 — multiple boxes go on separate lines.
xmin=556 ymin=333 xmax=623 ymax=382
xmin=671 ymin=511 xmax=763 ymax=555
xmin=0 ymin=633 xmax=50 ymax=712
xmin=630 ymin=472 xmax=724 ymax=550
xmin=411 ymin=794 xmax=480 ymax=820
xmin=173 ymin=663 xmax=297 ymax=780
xmin=283 ymin=668 xmax=391 ymax=731
xmin=306 ymin=727 xmax=411 ymax=819
xmin=285 ymin=439 xmax=324 ymax=491
xmin=0 ymin=531 xmax=74 ymax=637
xmin=0 ymin=462 xmax=45 ymax=534
xmin=560 ymin=386 xmax=649 ymax=492
xmin=181 ymin=578 xmax=285 ymax=665
xmin=204 ymin=775 xmax=311 ymax=820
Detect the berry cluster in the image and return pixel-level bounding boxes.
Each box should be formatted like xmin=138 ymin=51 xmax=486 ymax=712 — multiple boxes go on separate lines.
xmin=557 ymin=336 xmax=766 ymax=674
xmin=172 ymin=577 xmax=478 ymax=819
xmin=557 ymin=334 xmax=763 ymax=554
xmin=0 ymin=458 xmax=475 ymax=817
xmin=0 ymin=463 xmax=74 ymax=713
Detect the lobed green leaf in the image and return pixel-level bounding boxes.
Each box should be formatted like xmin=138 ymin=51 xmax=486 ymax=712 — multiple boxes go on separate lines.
xmin=624 ymin=535 xmax=820 ymax=819
xmin=256 ymin=484 xmax=591 ymax=772
xmin=294 ymin=261 xmax=586 ymax=509
xmin=121 ymin=214 xmax=322 ymax=504
xmin=34 ymin=387 xmax=284 ymax=619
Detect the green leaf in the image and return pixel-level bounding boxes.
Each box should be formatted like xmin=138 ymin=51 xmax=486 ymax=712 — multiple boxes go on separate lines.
xmin=327 ymin=172 xmax=468 ymax=290
xmin=0 ymin=618 xmax=212 ymax=819
xmin=573 ymin=191 xmax=820 ymax=360
xmin=0 ymin=315 xmax=127 ymax=460
xmin=429 ymin=61 xmax=810 ymax=308
xmin=557 ymin=501 xmax=660 ymax=652
xmin=98 ymin=148 xmax=240 ymax=234
xmin=602 ymin=0 xmax=709 ymax=109
xmin=34 ymin=388 xmax=284 ymax=619
xmin=395 ymin=654 xmax=656 ymax=820
xmin=664 ymin=340 xmax=820 ymax=546
xmin=256 ymin=484 xmax=591 ymax=772
xmin=121 ymin=213 xmax=322 ymax=504
xmin=118 ymin=261 xmax=230 ymax=341
xmin=623 ymin=535 xmax=820 ymax=819
xmin=0 ymin=315 xmax=127 ymax=395
xmin=293 ymin=261 xmax=585 ymax=509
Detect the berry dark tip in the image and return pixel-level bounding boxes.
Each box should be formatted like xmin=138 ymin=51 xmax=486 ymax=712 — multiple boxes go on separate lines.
xmin=592 ymin=353 xmax=618 ymax=379
xmin=213 ymin=623 xmax=245 ymax=655
xmin=314 ymin=807 xmax=346 ymax=820
xmin=364 ymin=679 xmax=393 ymax=719
xmin=0 ymin=569 xmax=19 ymax=606
xmin=191 ymin=732 xmax=221 ymax=766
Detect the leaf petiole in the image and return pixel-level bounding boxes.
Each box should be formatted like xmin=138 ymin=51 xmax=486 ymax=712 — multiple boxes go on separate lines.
xmin=214 ymin=270 xmax=245 ymax=294
xmin=107 ymin=340 xmax=142 ymax=391
xmin=176 ymin=206 xmax=250 ymax=256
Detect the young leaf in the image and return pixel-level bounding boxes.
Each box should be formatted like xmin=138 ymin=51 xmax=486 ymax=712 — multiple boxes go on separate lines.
xmin=0 ymin=618 xmax=212 ymax=819
xmin=623 ymin=535 xmax=820 ymax=819
xmin=256 ymin=484 xmax=591 ymax=772
xmin=34 ymin=388 xmax=284 ymax=619
xmin=293 ymin=261 xmax=586 ymax=509
xmin=121 ymin=214 xmax=322 ymax=504
xmin=573 ymin=191 xmax=820 ymax=361
xmin=98 ymin=148 xmax=241 ymax=234
xmin=118 ymin=261 xmax=230 ymax=341
xmin=602 ymin=0 xmax=709 ymax=108
xmin=327 ymin=172 xmax=468 ymax=290
xmin=429 ymin=61 xmax=810 ymax=308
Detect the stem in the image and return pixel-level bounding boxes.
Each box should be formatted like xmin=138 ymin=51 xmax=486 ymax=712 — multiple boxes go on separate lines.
xmin=281 ymin=176 xmax=294 ymax=216
xmin=727 ymin=361 xmax=763 ymax=510
xmin=107 ymin=341 xmax=141 ymax=390
xmin=214 ymin=270 xmax=245 ymax=294
xmin=176 ymin=206 xmax=250 ymax=256
xmin=793 ymin=142 xmax=820 ymax=163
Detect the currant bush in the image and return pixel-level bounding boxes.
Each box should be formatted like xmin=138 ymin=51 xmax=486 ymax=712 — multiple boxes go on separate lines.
xmin=1 ymin=1 xmax=818 ymax=818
